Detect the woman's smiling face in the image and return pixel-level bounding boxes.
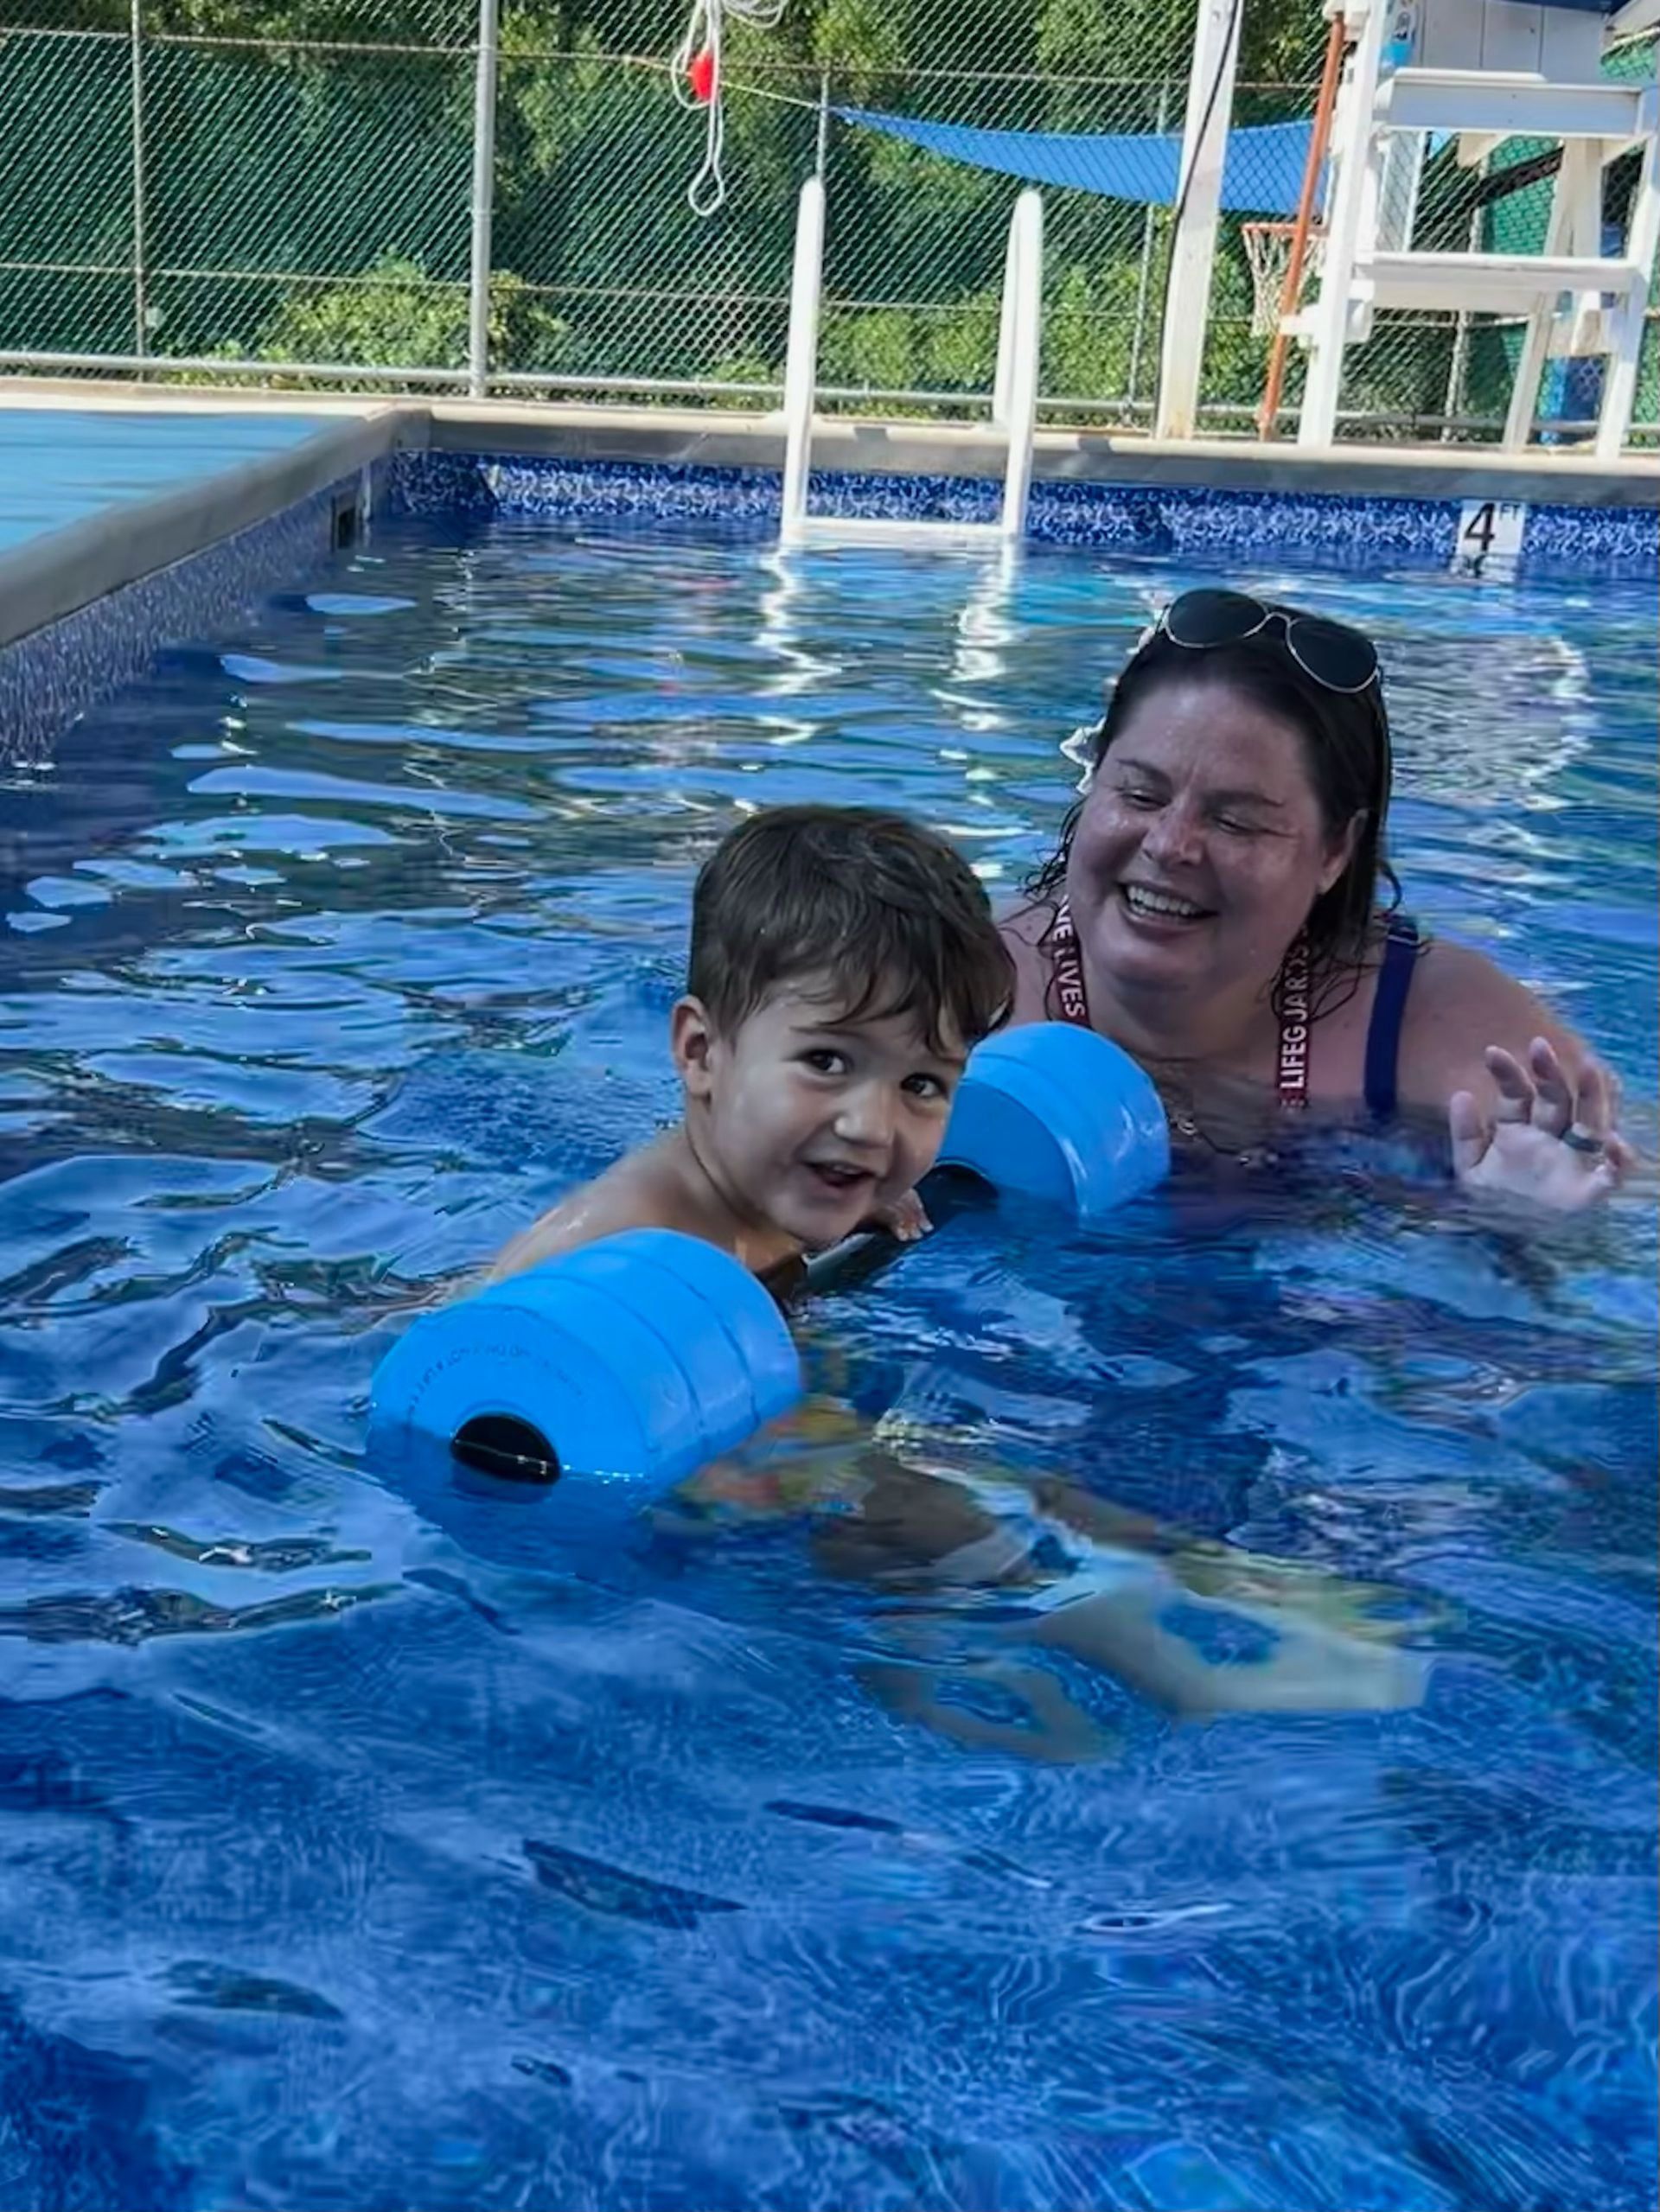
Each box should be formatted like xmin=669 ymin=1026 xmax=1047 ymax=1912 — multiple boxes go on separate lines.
xmin=1064 ymin=673 xmax=1360 ymax=1005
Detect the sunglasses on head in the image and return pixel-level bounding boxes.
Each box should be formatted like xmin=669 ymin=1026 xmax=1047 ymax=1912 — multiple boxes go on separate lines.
xmin=1146 ymin=588 xmax=1381 ymax=697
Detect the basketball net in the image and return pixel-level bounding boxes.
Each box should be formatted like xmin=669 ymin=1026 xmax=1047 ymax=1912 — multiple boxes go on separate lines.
xmin=1242 ymin=220 xmax=1326 ymax=338
xmin=673 ymin=0 xmax=788 ymax=218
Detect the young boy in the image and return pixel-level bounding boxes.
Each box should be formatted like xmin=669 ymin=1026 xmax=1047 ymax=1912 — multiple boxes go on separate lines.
xmin=488 ymin=804 xmax=1014 ymax=1284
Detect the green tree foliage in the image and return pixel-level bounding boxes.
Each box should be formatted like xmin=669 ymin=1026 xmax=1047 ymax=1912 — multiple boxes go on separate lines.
xmin=257 ymin=256 xmax=572 ymax=379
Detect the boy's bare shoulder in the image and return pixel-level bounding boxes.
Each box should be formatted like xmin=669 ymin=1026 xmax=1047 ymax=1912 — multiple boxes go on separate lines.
xmin=487 ymin=1139 xmax=699 ymax=1284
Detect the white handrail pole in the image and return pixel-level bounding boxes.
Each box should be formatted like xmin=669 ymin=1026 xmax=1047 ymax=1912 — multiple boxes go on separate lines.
xmin=999 ymin=190 xmax=1043 ymax=539
xmin=1597 ymin=90 xmax=1659 ymax=458
xmin=1504 ymin=139 xmax=1593 ymax=449
xmin=1297 ymin=0 xmax=1389 ymax=447
xmin=130 ymin=0 xmax=149 ymax=361
xmin=780 ymin=175 xmax=826 ymax=543
xmin=466 ymin=0 xmax=501 ymax=400
xmin=993 ymin=200 xmax=1022 ymax=426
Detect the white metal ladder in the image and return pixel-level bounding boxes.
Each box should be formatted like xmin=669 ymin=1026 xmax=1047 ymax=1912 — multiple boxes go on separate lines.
xmin=778 ymin=176 xmax=1044 ymax=548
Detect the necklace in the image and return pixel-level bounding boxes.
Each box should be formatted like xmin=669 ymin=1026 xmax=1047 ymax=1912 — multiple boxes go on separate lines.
xmin=1154 ymin=1073 xmax=1281 ymax=1170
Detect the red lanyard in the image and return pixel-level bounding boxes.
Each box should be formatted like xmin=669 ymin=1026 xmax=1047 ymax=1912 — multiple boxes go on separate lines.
xmin=1048 ymin=901 xmax=1312 ymax=1113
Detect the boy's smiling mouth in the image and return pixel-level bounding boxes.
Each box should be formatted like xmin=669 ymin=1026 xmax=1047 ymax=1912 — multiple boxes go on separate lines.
xmin=802 ymin=1158 xmax=878 ymax=1195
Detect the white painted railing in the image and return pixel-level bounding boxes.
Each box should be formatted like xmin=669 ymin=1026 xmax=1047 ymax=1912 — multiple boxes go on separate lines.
xmin=780 ymin=178 xmax=1044 ymax=549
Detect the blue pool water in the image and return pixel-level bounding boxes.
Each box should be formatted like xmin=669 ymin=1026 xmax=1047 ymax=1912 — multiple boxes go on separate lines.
xmin=0 ymin=515 xmax=1655 ymax=2210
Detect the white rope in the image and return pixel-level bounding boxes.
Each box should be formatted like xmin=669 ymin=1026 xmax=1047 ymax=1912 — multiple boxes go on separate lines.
xmin=671 ymin=0 xmax=787 ymax=217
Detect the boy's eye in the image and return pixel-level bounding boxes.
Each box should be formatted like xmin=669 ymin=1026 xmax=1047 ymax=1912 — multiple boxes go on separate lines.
xmin=801 ymin=1048 xmax=847 ymax=1075
xmin=903 ymin=1073 xmax=950 ymax=1102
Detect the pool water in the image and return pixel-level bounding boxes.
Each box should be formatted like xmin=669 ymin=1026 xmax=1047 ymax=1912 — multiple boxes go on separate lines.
xmin=1 ymin=516 xmax=1655 ymax=2211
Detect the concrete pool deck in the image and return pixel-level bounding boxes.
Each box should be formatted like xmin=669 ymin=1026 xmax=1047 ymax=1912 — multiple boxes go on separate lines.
xmin=1 ymin=375 xmax=1656 ymax=662
xmin=0 ymin=400 xmax=404 ymax=654
xmin=0 ymin=406 xmax=340 ymax=557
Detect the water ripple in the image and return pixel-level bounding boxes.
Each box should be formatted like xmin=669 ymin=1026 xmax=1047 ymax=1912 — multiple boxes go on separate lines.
xmin=0 ymin=1583 xmax=399 ymax=1646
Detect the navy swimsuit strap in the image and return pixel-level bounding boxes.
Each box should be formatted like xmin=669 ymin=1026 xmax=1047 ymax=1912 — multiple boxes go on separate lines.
xmin=1363 ymin=915 xmax=1421 ymax=1122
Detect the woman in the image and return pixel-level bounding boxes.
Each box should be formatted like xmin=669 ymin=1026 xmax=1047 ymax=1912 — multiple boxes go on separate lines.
xmin=1002 ymin=588 xmax=1632 ymax=1208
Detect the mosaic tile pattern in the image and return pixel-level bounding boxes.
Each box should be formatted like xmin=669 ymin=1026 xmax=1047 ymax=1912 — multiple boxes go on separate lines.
xmin=1521 ymin=497 xmax=1658 ymax=568
xmin=0 ymin=475 xmax=368 ymax=767
xmin=386 ymin=447 xmax=501 ymax=518
xmin=1031 ymin=478 xmax=1459 ymax=559
xmin=386 ymin=451 xmax=1656 ymax=576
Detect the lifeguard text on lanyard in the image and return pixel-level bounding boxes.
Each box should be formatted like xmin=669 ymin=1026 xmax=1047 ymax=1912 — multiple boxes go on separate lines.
xmin=1047 ymin=901 xmax=1312 ymax=1113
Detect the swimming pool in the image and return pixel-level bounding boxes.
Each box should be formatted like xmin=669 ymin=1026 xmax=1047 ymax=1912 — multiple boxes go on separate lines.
xmin=1 ymin=512 xmax=1655 ymax=2209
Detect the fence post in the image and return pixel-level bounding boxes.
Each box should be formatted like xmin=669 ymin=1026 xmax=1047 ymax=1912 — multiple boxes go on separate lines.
xmin=1127 ymin=80 xmax=1172 ymax=410
xmin=1153 ymin=0 xmax=1244 ymax=439
xmin=468 ymin=0 xmax=501 ymax=399
xmin=131 ymin=0 xmax=149 ymax=362
xmin=997 ymin=190 xmax=1043 ymax=539
xmin=1440 ymin=199 xmax=1484 ymax=442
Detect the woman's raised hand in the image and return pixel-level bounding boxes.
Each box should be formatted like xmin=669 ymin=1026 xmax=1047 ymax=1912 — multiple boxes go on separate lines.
xmin=1449 ymin=1036 xmax=1633 ymax=1209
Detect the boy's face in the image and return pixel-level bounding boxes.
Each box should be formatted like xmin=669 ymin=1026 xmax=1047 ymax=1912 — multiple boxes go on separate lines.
xmin=674 ymin=973 xmax=970 ymax=1251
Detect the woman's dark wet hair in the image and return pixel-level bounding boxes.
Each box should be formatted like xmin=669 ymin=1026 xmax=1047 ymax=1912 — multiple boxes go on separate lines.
xmin=1025 ymin=623 xmax=1402 ymax=1017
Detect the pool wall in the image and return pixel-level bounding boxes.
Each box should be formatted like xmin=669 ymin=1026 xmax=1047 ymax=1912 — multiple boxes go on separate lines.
xmin=395 ymin=449 xmax=1659 ymax=569
xmin=2 ymin=386 xmax=1657 ymax=762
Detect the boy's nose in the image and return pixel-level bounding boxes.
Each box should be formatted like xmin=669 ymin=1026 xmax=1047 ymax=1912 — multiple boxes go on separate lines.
xmin=833 ymin=1085 xmax=895 ymax=1151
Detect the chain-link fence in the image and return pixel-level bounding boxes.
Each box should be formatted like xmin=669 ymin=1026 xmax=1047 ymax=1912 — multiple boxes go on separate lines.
xmin=0 ymin=0 xmax=479 ymax=381
xmin=0 ymin=0 xmax=1654 ymax=444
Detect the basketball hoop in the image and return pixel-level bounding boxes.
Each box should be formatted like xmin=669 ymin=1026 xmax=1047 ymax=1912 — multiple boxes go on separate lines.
xmin=1242 ymin=220 xmax=1326 ymax=338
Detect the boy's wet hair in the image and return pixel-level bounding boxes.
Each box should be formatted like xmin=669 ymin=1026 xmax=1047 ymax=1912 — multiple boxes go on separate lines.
xmin=689 ymin=805 xmax=1013 ymax=1055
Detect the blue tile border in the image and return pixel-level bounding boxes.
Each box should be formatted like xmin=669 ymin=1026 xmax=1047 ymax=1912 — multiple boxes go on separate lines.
xmin=1520 ymin=496 xmax=1658 ymax=566
xmin=0 ymin=460 xmax=390 ymax=767
xmin=388 ymin=446 xmax=501 ymax=519
xmin=385 ymin=449 xmax=1658 ymax=577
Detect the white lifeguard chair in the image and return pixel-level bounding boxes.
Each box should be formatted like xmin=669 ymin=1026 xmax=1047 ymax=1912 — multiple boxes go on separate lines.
xmin=777 ymin=176 xmax=1044 ymax=548
xmin=1272 ymin=0 xmax=1659 ymax=456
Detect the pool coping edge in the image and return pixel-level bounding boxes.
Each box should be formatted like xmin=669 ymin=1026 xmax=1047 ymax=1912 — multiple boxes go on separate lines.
xmin=0 ymin=405 xmax=422 ymax=655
